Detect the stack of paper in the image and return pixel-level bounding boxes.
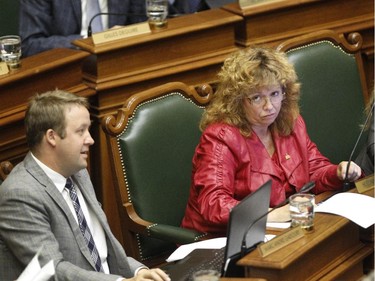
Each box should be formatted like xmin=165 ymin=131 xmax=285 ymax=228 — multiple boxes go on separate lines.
xmin=315 ymin=192 xmax=375 ymax=228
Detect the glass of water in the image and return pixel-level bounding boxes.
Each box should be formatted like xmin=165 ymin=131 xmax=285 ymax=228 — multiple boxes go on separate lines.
xmin=0 ymin=35 xmax=22 ymax=69
xmin=146 ymin=0 xmax=168 ymax=29
xmin=192 ymin=270 xmax=221 ymax=281
xmin=289 ymin=193 xmax=315 ymax=232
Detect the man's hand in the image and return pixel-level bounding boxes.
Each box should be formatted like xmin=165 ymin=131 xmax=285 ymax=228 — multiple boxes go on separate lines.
xmin=125 ymin=268 xmax=171 ymax=281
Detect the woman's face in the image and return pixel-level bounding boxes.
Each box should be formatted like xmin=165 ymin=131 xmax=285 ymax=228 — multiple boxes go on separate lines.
xmin=243 ymin=85 xmax=284 ymax=131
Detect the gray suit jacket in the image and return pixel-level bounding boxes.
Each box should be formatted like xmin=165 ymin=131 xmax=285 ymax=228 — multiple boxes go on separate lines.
xmin=0 ymin=152 xmax=143 ymax=281
xmin=19 ymin=0 xmax=148 ymax=57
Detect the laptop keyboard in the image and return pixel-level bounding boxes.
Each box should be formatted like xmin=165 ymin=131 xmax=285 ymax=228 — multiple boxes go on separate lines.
xmin=184 ymin=248 xmax=224 ymax=280
xmin=163 ymin=248 xmax=225 ymax=281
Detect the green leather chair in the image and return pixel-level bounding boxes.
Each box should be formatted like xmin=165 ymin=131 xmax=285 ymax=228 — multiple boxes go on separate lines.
xmin=0 ymin=0 xmax=20 ymax=36
xmin=277 ymin=30 xmax=368 ymax=164
xmin=101 ymin=82 xmax=213 ymax=266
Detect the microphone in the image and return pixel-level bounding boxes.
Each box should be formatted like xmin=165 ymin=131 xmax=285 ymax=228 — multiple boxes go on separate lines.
xmin=342 ymin=102 xmax=374 ymax=191
xmin=87 ymin=12 xmax=147 ymax=37
xmin=240 ymin=181 xmax=315 ymax=257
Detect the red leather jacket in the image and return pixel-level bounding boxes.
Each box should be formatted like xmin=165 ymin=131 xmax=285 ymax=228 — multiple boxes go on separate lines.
xmin=181 ymin=115 xmax=342 ymax=237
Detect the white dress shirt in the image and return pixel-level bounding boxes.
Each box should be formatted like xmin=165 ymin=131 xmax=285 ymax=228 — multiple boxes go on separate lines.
xmin=80 ymin=0 xmax=109 ymax=37
xmin=31 ymin=153 xmax=110 ymax=274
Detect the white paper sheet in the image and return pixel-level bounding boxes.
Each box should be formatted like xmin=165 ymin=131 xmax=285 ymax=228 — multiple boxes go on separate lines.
xmin=17 ymin=248 xmax=55 ymax=281
xmin=315 ymin=192 xmax=375 ymax=228
xmin=166 ymin=234 xmax=276 ymax=262
xmin=266 ymin=222 xmax=291 ymax=229
xmin=166 ymin=237 xmax=227 ymax=262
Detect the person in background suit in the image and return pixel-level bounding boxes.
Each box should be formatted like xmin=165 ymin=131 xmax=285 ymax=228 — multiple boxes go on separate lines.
xmin=355 ymin=91 xmax=374 ymax=175
xmin=0 ymin=90 xmax=170 ymax=281
xmin=169 ymin=0 xmax=235 ymax=14
xmin=19 ymin=0 xmax=234 ymax=57
xmin=19 ymin=0 xmax=148 ymax=57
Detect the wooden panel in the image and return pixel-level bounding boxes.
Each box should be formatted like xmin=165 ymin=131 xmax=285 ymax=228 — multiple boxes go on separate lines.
xmin=0 ymin=48 xmax=93 ymax=164
xmin=220 ymin=278 xmax=267 ymax=281
xmin=223 ymin=0 xmax=373 ymax=46
xmin=73 ymin=9 xmax=242 ymax=92
xmin=240 ymin=214 xmax=363 ymax=280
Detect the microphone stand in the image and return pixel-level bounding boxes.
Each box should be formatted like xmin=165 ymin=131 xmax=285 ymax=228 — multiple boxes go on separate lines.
xmin=240 ymin=181 xmax=315 ymax=257
xmin=342 ymin=102 xmax=374 ymax=191
xmin=87 ymin=12 xmax=147 ymax=37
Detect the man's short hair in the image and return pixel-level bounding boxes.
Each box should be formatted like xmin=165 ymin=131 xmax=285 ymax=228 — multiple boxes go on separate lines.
xmin=25 ymin=89 xmax=89 ymax=149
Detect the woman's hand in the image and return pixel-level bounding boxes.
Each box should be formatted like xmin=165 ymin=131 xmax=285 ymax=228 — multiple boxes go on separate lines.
xmin=337 ymin=161 xmax=362 ymax=181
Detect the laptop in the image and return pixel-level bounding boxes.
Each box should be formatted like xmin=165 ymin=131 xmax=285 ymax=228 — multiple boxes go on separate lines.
xmin=163 ymin=180 xmax=272 ymax=280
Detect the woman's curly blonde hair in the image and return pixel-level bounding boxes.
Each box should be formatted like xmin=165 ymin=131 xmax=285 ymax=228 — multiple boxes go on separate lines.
xmin=201 ymin=46 xmax=301 ymax=137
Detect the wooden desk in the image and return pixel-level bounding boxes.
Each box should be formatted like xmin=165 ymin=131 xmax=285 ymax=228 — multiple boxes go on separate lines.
xmin=223 ymin=0 xmax=373 ymax=48
xmin=238 ymin=189 xmax=374 ymax=281
xmin=73 ymin=8 xmax=242 ymax=102
xmin=0 ymin=48 xmax=92 ymax=164
xmin=220 ymin=278 xmax=267 ymax=281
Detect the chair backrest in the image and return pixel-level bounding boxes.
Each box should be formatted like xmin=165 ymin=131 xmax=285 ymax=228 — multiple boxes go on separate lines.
xmin=102 ymin=82 xmax=213 ymax=264
xmin=0 ymin=1 xmax=20 ymax=36
xmin=277 ymin=30 xmax=368 ymax=164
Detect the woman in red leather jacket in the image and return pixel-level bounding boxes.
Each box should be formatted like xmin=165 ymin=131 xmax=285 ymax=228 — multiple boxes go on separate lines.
xmin=181 ymin=46 xmax=362 ymax=237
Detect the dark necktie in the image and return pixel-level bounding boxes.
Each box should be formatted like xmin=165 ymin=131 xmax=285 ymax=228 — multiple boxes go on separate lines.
xmin=65 ymin=178 xmax=104 ymax=272
xmin=189 ymin=0 xmax=202 ymax=12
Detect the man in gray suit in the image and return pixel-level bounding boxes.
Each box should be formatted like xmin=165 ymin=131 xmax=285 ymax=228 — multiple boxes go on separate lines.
xmin=0 ymin=90 xmax=170 ymax=281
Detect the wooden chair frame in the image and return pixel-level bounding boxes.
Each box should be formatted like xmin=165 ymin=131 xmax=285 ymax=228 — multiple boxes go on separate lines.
xmin=101 ymin=82 xmax=213 ymax=266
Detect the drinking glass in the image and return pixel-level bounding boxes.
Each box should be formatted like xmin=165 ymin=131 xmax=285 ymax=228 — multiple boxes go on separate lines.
xmin=289 ymin=193 xmax=315 ymax=231
xmin=146 ymin=0 xmax=168 ymax=29
xmin=0 ymin=35 xmax=22 ymax=69
xmin=192 ymin=269 xmax=221 ymax=281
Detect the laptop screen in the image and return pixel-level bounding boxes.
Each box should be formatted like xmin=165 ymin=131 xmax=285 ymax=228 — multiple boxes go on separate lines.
xmin=162 ymin=179 xmax=272 ymax=280
xmin=223 ymin=179 xmax=272 ymax=272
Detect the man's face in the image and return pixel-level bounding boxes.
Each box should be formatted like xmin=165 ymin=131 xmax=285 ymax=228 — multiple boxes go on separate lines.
xmin=55 ymin=105 xmax=94 ymax=177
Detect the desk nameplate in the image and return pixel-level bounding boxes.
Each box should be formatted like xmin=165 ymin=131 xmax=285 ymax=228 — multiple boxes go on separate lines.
xmin=356 ymin=174 xmax=374 ymax=194
xmin=92 ymin=22 xmax=151 ymax=45
xmin=0 ymin=62 xmax=9 ymax=76
xmin=239 ymin=0 xmax=278 ymax=8
xmin=258 ymin=226 xmax=304 ymax=257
